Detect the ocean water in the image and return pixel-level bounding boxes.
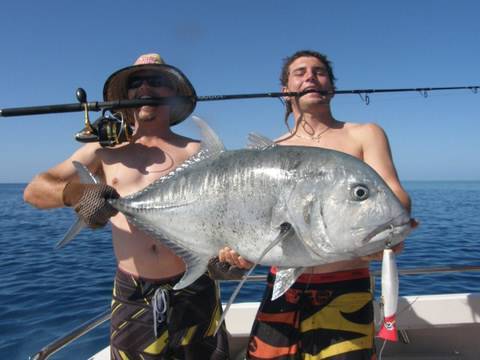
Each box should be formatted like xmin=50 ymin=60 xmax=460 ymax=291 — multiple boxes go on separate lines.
xmin=1 ymin=181 xmax=480 ymax=359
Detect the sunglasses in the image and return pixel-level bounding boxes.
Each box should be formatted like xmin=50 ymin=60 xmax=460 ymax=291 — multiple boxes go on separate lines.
xmin=127 ymin=75 xmax=173 ymax=90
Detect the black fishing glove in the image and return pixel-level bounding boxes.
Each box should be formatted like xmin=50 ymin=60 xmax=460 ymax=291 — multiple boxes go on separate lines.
xmin=207 ymin=256 xmax=247 ymax=280
xmin=63 ymin=182 xmax=120 ymax=228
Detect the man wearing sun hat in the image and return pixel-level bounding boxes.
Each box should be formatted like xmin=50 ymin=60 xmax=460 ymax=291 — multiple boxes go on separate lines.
xmin=103 ymin=53 xmax=197 ymax=127
xmin=24 ymin=53 xmax=230 ymax=359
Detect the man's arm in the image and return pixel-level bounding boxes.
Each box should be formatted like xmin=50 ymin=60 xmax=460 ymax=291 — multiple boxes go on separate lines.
xmin=23 ymin=143 xmax=103 ymax=209
xmin=358 ymin=123 xmax=415 ymax=260
xmin=359 ymin=123 xmax=411 ymax=213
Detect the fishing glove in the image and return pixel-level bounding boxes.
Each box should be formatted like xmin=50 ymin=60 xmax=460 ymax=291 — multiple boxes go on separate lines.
xmin=62 ymin=182 xmax=120 ymax=228
xmin=207 ymin=256 xmax=247 ymax=280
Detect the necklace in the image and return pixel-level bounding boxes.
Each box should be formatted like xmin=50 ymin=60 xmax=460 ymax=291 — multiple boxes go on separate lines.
xmin=294 ymin=125 xmax=331 ymax=142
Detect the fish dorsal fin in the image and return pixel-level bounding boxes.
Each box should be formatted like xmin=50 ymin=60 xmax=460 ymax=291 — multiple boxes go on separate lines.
xmin=247 ymin=133 xmax=277 ymax=150
xmin=192 ymin=115 xmax=226 ymax=155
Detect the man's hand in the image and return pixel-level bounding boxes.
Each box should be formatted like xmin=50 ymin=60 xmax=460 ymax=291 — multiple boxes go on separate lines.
xmin=207 ymin=256 xmax=247 ymax=280
xmin=63 ymin=182 xmax=120 ymax=228
xmin=218 ymin=247 xmax=253 ymax=269
xmin=207 ymin=247 xmax=254 ymax=280
xmin=410 ymin=218 xmax=419 ymax=229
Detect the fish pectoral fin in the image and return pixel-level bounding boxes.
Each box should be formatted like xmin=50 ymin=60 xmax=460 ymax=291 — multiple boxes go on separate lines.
xmin=272 ymin=267 xmax=305 ymax=300
xmin=173 ymin=250 xmax=209 ymax=290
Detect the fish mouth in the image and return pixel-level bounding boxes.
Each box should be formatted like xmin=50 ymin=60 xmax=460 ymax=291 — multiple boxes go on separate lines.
xmin=362 ymin=219 xmax=412 ymax=247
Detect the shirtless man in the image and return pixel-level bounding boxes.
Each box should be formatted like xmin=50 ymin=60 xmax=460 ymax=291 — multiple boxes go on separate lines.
xmin=24 ymin=53 xmax=229 ymax=360
xmin=219 ymin=50 xmax=416 ymax=359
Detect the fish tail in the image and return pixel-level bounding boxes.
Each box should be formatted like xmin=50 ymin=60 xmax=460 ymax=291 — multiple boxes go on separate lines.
xmin=55 ymin=218 xmax=86 ymax=248
xmin=56 ymin=161 xmax=98 ymax=249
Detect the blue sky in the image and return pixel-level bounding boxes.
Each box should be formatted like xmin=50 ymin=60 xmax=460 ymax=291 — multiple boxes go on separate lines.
xmin=0 ymin=0 xmax=478 ymax=182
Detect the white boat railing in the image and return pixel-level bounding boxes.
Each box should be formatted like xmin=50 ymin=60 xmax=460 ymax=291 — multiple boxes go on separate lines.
xmin=29 ymin=264 xmax=480 ymax=360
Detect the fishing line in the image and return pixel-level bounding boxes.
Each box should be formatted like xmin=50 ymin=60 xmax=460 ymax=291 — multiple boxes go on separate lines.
xmin=378 ymin=339 xmax=388 ymax=360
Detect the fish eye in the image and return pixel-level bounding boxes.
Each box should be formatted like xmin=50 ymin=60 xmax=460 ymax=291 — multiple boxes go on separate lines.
xmin=351 ymin=184 xmax=369 ymax=201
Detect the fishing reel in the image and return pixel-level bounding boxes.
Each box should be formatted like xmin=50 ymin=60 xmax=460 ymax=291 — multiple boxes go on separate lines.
xmin=74 ymin=88 xmax=133 ymax=147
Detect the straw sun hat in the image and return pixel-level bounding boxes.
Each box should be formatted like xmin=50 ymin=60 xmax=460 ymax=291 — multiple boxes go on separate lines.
xmin=102 ymin=53 xmax=197 ymax=126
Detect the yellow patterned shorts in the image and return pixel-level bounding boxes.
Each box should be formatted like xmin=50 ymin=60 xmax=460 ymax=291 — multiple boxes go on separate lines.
xmin=247 ymin=268 xmax=375 ymax=360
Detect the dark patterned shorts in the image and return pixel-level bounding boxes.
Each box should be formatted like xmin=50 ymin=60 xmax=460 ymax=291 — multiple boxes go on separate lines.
xmin=110 ymin=268 xmax=230 ymax=359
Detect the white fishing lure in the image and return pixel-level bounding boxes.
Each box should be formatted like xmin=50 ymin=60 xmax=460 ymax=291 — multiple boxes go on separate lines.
xmin=377 ymin=248 xmax=399 ymax=341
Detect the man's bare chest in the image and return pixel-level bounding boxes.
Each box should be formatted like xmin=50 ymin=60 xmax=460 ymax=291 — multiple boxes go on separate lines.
xmin=281 ymin=136 xmax=363 ymax=160
xmin=101 ymin=151 xmax=180 ymax=196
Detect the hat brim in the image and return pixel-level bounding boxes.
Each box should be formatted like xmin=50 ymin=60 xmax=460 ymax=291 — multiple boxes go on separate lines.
xmin=103 ymin=63 xmax=197 ymax=126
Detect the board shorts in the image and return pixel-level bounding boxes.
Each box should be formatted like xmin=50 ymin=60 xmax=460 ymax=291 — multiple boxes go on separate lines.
xmin=247 ymin=268 xmax=376 ymax=360
xmin=110 ymin=268 xmax=230 ymax=360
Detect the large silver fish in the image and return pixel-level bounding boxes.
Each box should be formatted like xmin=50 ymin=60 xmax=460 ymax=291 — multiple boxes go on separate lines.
xmin=100 ymin=117 xmax=411 ymax=295
xmin=64 ymin=116 xmax=411 ymax=305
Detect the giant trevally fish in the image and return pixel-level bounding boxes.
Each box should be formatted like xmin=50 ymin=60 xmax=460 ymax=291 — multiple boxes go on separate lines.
xmin=63 ymin=116 xmax=411 ymax=333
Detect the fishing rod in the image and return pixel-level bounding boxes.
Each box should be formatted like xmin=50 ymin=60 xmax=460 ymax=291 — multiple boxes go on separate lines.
xmin=1 ymin=85 xmax=478 ymax=117
xmin=1 ymin=85 xmax=478 ymax=146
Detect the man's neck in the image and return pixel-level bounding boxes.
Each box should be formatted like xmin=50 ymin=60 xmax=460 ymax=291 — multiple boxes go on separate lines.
xmin=293 ymin=109 xmax=336 ymax=133
xmin=132 ymin=123 xmax=177 ymax=144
